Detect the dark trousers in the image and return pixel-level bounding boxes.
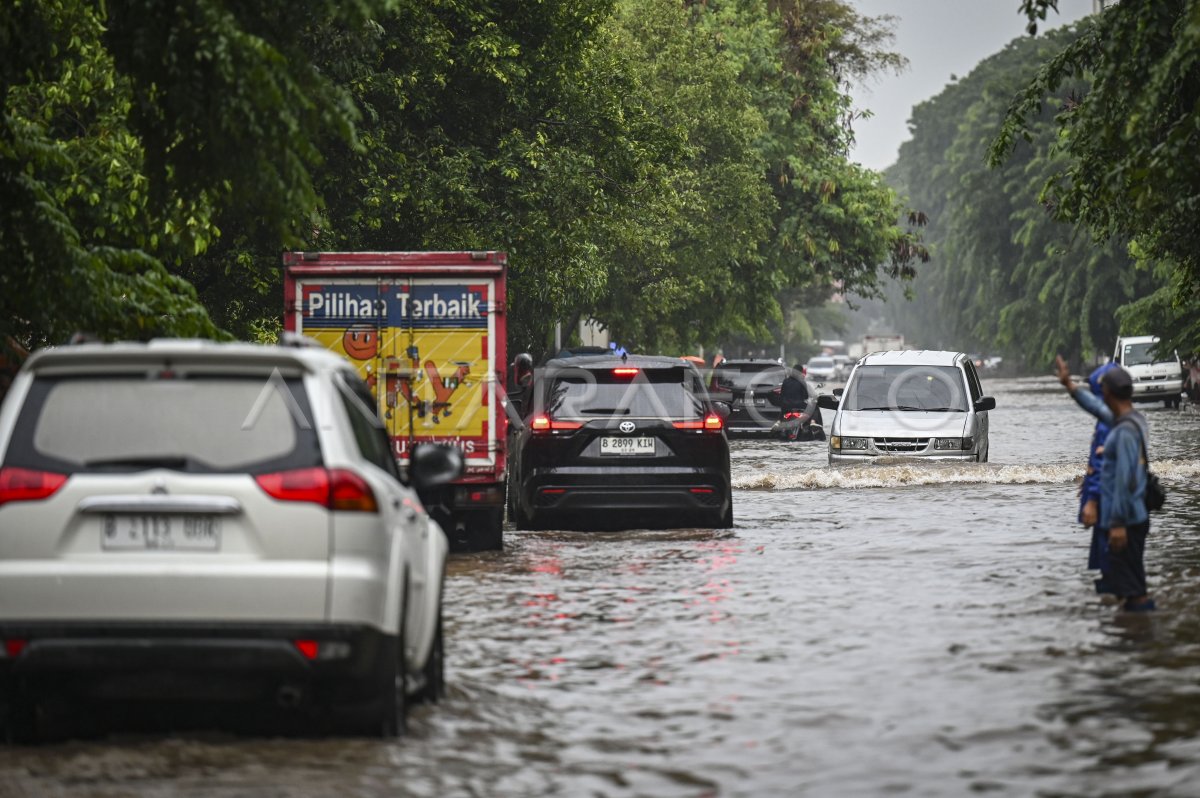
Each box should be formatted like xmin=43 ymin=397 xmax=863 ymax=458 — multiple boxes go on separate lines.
xmin=1107 ymin=520 xmax=1150 ymax=598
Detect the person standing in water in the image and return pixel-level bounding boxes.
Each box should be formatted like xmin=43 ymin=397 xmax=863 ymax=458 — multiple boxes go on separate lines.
xmin=1056 ymin=357 xmax=1117 ymax=594
xmin=1056 ymin=356 xmax=1155 ymax=611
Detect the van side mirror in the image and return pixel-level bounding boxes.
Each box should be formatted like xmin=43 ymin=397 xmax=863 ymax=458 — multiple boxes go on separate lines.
xmin=832 ymin=387 xmax=844 ymax=397
xmin=974 ymin=396 xmax=996 ymax=412
xmin=817 ymin=394 xmax=840 ymax=411
xmin=711 ymin=401 xmax=731 ymax=420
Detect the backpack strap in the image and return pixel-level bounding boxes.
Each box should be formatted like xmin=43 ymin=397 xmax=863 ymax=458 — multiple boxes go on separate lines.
xmin=1112 ymin=413 xmax=1150 ymax=466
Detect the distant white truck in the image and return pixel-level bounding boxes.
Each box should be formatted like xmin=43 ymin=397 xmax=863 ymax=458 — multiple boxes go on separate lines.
xmin=861 ymin=334 xmax=905 ymax=355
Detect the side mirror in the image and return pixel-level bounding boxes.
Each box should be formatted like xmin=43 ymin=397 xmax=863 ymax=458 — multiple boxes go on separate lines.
xmin=711 ymin=401 xmax=731 ymax=420
xmin=409 ymin=444 xmax=464 ymax=492
xmin=817 ymin=394 xmax=840 ymax=411
xmin=832 ymin=387 xmax=844 ymax=397
xmin=974 ymin=396 xmax=996 ymax=412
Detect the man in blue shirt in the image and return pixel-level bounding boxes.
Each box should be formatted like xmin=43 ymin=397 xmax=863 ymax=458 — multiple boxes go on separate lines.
xmin=1056 ymin=358 xmax=1154 ymax=611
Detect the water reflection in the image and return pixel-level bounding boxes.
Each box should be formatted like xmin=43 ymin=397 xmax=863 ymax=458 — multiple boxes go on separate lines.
xmin=2 ymin=380 xmax=1199 ymax=797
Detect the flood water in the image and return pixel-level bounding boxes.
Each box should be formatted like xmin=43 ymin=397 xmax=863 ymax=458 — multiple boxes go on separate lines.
xmin=3 ymin=376 xmax=1200 ymax=797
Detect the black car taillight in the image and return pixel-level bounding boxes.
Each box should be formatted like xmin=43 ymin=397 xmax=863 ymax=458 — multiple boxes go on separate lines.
xmin=530 ymin=414 xmax=583 ymax=434
xmin=672 ymin=413 xmax=724 ymax=432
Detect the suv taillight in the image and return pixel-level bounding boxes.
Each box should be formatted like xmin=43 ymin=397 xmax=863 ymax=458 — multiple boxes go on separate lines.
xmin=672 ymin=414 xmax=724 ymax=432
xmin=530 ymin=414 xmax=583 ymax=433
xmin=0 ymin=467 xmax=67 ymax=507
xmin=255 ymin=468 xmax=378 ymax=512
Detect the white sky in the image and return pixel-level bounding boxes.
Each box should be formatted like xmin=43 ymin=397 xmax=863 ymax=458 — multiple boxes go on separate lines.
xmin=846 ymin=0 xmax=1095 ymax=171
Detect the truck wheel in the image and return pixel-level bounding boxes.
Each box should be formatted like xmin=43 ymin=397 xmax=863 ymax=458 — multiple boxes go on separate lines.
xmin=465 ymin=507 xmax=503 ymax=551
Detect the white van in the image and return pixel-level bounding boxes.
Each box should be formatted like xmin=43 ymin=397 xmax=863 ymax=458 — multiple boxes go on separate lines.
xmin=817 ymin=350 xmax=995 ymax=464
xmin=1113 ymin=335 xmax=1183 ymax=408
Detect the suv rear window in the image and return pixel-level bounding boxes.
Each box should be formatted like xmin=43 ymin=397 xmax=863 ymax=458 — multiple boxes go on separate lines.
xmin=4 ymin=375 xmax=322 ymax=474
xmin=712 ymin=364 xmax=784 ymax=391
xmin=547 ymin=367 xmax=706 ymax=419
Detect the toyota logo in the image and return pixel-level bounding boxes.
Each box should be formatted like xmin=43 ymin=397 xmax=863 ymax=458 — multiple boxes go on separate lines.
xmin=619 ymin=420 xmax=636 ymax=434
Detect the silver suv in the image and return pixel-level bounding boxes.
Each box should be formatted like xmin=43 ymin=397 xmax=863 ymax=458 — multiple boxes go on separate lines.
xmin=0 ymin=338 xmax=461 ymax=741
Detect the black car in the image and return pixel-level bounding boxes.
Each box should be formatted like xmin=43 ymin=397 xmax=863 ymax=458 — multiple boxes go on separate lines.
xmin=507 ymin=355 xmax=732 ymax=530
xmin=710 ymin=360 xmax=789 ymax=436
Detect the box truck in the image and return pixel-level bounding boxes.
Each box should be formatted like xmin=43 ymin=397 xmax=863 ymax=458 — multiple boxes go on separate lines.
xmin=284 ymin=251 xmax=508 ymax=550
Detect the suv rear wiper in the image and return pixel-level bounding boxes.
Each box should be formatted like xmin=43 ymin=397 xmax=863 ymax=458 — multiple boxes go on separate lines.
xmin=84 ymin=455 xmax=209 ymax=471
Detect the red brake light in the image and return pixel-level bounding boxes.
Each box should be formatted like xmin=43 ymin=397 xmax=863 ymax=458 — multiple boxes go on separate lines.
xmin=3 ymin=639 xmax=29 ymax=658
xmin=255 ymin=468 xmax=377 ymax=512
xmin=530 ymin=414 xmax=582 ymax=432
xmin=293 ymin=639 xmax=319 ymax=660
xmin=612 ymin=368 xmax=639 ymax=377
xmin=0 ymin=467 xmax=67 ymax=507
xmin=329 ymin=469 xmax=378 ymax=512
xmin=255 ymin=467 xmax=330 ymax=505
xmin=673 ymin=414 xmax=724 ymax=431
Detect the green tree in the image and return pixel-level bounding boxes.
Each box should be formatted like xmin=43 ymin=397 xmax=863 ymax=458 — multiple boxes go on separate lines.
xmin=996 ymin=0 xmax=1200 ymax=356
xmin=1 ymin=0 xmax=386 ymax=349
xmin=884 ymin=25 xmax=1156 ymax=368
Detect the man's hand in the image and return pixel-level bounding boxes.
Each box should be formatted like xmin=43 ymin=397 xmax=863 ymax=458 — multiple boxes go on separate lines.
xmin=1081 ymin=499 xmax=1098 ymax=526
xmin=1109 ymin=526 xmax=1127 ymax=551
xmin=1054 ymin=355 xmax=1075 ymax=391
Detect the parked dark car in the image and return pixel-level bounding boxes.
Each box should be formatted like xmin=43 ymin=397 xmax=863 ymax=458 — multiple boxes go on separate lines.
xmin=709 ymin=359 xmax=788 ymax=437
xmin=507 ymin=355 xmax=732 ymax=530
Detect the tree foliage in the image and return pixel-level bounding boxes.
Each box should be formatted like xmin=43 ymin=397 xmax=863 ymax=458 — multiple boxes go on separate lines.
xmin=0 ymin=0 xmax=389 ymax=350
xmin=997 ymin=0 xmax=1200 ymax=357
xmin=883 ymin=25 xmax=1158 ymax=368
xmin=4 ymin=0 xmax=921 ymax=361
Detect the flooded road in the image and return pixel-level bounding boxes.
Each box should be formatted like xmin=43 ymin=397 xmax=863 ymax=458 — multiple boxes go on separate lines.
xmin=4 ymin=376 xmax=1200 ymax=797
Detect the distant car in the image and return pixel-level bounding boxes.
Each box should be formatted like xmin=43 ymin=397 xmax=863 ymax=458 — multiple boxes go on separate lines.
xmin=708 ymin=359 xmax=788 ymax=437
xmin=0 ymin=338 xmax=462 ymax=741
xmin=1113 ymin=335 xmax=1184 ymax=408
xmin=507 ymin=354 xmax=732 ymax=529
xmin=831 ymin=355 xmax=853 ymax=381
xmin=818 ymin=350 xmax=995 ymax=464
xmin=804 ymin=356 xmax=838 ymax=383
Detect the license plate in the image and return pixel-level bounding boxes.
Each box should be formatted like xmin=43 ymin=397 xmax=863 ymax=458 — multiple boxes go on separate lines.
xmin=600 ymin=436 xmax=656 ymax=456
xmin=754 ymin=397 xmax=767 ymax=406
xmin=101 ymin=515 xmax=221 ymax=551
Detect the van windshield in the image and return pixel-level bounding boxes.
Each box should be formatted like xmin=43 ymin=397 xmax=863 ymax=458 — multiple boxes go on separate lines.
xmin=1122 ymin=342 xmax=1177 ymax=367
xmin=843 ymin=365 xmax=969 ymax=412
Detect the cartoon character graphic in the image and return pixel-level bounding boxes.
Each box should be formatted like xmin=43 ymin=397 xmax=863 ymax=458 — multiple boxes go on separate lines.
xmin=342 ymin=325 xmax=379 ymax=360
xmin=383 ymin=358 xmax=473 ymax=425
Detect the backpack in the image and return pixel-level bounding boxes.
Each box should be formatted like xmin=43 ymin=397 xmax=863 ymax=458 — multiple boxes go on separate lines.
xmin=1113 ymin=414 xmax=1166 ymax=512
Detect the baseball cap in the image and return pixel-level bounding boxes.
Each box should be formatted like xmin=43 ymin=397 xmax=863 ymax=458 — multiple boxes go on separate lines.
xmin=1100 ymin=365 xmax=1134 ymax=399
